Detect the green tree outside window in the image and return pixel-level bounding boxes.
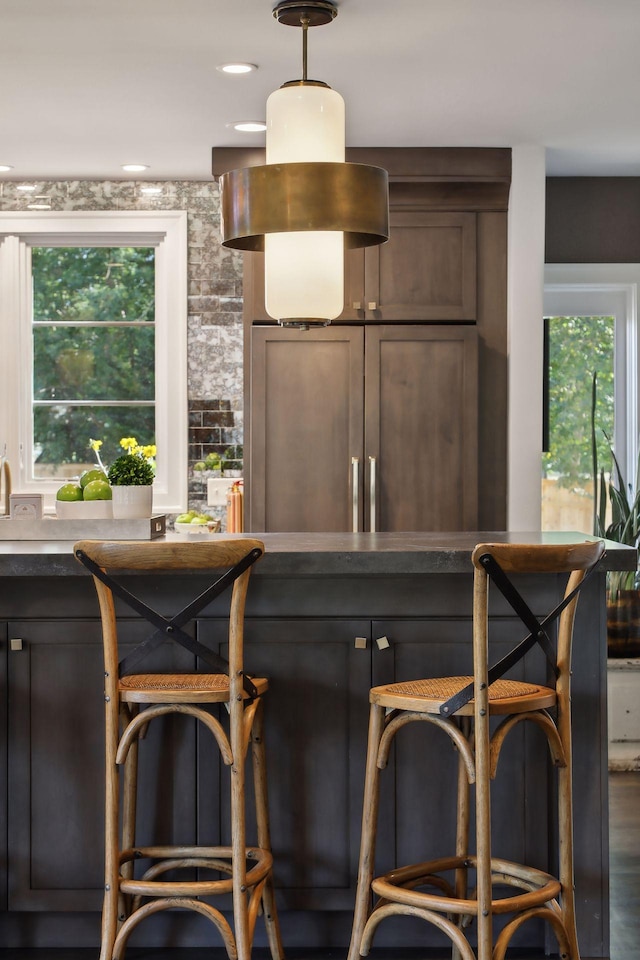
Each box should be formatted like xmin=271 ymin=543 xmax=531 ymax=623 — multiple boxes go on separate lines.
xmin=31 ymin=246 xmax=156 ymax=474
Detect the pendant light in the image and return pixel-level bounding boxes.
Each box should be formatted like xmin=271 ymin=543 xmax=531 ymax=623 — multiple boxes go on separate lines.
xmin=219 ymin=0 xmax=389 ymax=327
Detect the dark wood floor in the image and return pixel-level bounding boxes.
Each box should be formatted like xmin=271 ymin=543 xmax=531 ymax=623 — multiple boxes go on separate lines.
xmin=1 ymin=773 xmax=638 ymax=960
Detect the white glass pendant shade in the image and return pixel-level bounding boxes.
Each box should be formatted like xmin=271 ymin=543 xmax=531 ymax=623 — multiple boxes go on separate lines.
xmin=266 ymin=84 xmax=345 ymax=163
xmin=265 ymin=84 xmax=345 ymax=322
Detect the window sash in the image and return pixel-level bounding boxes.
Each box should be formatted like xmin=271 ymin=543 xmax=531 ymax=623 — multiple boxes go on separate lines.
xmin=0 ymin=211 xmax=188 ymax=514
xmin=544 ymin=264 xmax=640 ymax=488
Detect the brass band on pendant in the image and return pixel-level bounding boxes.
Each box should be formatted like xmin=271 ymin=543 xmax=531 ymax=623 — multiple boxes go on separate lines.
xmin=219 ymin=162 xmax=390 ymax=251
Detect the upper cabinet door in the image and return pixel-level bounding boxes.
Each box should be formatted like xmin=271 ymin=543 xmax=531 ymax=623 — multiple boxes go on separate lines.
xmin=362 ymin=211 xmax=477 ymax=322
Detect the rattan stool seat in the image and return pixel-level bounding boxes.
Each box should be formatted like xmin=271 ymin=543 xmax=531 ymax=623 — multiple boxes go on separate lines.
xmin=119 ymin=672 xmax=269 ymax=703
xmin=371 ymin=675 xmax=556 ymax=715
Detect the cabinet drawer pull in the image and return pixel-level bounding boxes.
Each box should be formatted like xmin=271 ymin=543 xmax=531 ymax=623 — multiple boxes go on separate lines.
xmin=352 ymin=301 xmax=362 ymax=311
xmin=367 ymin=301 xmax=377 ymax=311
xmin=10 ymin=638 xmax=23 ymax=651
xmin=354 ymin=637 xmax=368 ymax=650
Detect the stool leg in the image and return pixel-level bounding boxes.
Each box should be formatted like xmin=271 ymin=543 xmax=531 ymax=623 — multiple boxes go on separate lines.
xmin=348 ymin=702 xmax=385 ymax=960
xmin=100 ymin=699 xmax=121 ymax=960
xmin=231 ymin=700 xmax=251 ymax=960
xmin=452 ymin=717 xmax=472 ymax=960
xmin=475 ymin=718 xmax=493 ymax=960
xmin=558 ymin=740 xmax=580 ymax=959
xmin=454 ymin=717 xmax=472 ymax=900
xmin=251 ymin=700 xmax=285 ymax=960
xmin=119 ymin=712 xmax=139 ymax=922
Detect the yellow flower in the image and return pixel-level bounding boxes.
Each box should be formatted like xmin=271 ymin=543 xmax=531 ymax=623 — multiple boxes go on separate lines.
xmin=119 ymin=437 xmax=138 ymax=451
xmin=89 ymin=438 xmax=103 ymax=452
xmin=142 ymin=445 xmax=157 ymax=458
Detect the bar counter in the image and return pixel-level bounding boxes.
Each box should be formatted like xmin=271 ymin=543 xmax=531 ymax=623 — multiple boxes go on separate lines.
xmin=0 ymin=531 xmax=633 ymax=955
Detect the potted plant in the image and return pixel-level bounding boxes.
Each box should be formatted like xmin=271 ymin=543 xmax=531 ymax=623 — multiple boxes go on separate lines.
xmin=91 ymin=437 xmax=156 ymax=520
xmin=591 ymin=373 xmax=640 ymax=656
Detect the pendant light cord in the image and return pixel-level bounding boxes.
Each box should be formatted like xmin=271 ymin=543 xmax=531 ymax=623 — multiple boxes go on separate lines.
xmin=301 ymin=15 xmax=309 ymax=81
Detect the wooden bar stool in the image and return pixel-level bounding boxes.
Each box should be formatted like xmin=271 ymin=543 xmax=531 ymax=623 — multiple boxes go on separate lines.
xmin=348 ymin=540 xmax=605 ymax=960
xmin=75 ymin=538 xmax=285 ymax=960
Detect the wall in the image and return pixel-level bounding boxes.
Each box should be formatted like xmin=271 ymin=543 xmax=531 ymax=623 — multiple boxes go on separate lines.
xmin=546 ymin=177 xmax=640 ymax=262
xmin=507 ymin=146 xmax=546 ymax=530
xmin=0 ymin=179 xmax=242 ymax=515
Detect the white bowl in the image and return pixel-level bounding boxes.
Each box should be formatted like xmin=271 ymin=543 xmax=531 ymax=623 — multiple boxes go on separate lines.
xmin=56 ymin=499 xmax=113 ymax=520
xmin=174 ymin=520 xmax=220 ymax=534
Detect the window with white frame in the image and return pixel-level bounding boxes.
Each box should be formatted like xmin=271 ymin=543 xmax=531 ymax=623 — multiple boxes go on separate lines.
xmin=542 ymin=264 xmax=640 ymax=532
xmin=0 ymin=211 xmax=188 ymax=513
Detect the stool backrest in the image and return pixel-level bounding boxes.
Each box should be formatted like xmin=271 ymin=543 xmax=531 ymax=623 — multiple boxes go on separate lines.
xmin=439 ymin=541 xmax=605 ymax=718
xmin=471 ymin=540 xmax=605 ymax=703
xmin=74 ymin=538 xmax=265 ymax=705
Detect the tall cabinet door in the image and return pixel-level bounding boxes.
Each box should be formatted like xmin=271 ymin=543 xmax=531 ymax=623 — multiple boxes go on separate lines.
xmin=364 ymin=325 xmax=478 ymax=531
xmin=249 ymin=325 xmax=365 ymax=532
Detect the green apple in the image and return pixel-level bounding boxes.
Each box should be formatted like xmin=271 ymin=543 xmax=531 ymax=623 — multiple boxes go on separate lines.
xmin=175 ymin=512 xmax=193 ymax=524
xmin=56 ymin=482 xmax=83 ymax=502
xmin=80 ymin=468 xmax=108 ymax=488
xmin=190 ymin=516 xmax=206 ymax=524
xmin=83 ymin=479 xmax=113 ymax=501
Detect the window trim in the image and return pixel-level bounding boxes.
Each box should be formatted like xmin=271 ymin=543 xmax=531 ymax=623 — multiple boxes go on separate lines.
xmin=0 ymin=210 xmax=188 ymax=514
xmin=544 ymin=263 xmax=640 ymax=487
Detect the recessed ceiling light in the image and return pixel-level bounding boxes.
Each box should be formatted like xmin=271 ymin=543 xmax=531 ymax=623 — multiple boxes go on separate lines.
xmin=140 ymin=186 xmax=163 ymax=195
xmin=0 ymin=164 xmax=13 ymax=172
xmin=121 ymin=163 xmax=149 ymax=173
xmin=17 ymin=184 xmax=37 ymax=192
xmin=216 ymin=62 xmax=257 ymax=75
xmin=227 ymin=121 xmax=267 ymax=133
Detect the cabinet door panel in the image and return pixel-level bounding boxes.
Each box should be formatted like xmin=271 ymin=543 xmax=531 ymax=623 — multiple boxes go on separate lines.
xmin=250 ymin=326 xmax=365 ymax=532
xmin=197 ymin=618 xmax=371 ymax=911
xmin=7 ymin=619 xmax=196 ymax=911
xmin=365 ymin=211 xmax=476 ymax=321
xmin=365 ymin=325 xmax=478 ymax=531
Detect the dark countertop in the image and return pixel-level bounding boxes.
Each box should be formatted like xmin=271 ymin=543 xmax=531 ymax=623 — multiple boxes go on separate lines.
xmin=0 ymin=531 xmax=634 ymax=577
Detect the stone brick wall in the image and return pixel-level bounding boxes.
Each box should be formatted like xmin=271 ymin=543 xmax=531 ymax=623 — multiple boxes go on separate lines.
xmin=0 ymin=179 xmax=243 ymax=520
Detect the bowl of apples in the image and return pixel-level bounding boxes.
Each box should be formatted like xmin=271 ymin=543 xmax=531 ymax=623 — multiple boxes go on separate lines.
xmin=174 ymin=510 xmax=221 ymax=534
xmin=55 ymin=469 xmax=114 ymax=519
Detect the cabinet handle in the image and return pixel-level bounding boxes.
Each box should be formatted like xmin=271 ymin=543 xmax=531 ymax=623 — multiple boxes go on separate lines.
xmin=367 ymin=301 xmax=377 ymax=311
xmin=10 ymin=638 xmax=23 ymax=651
xmin=351 ymin=457 xmax=359 ymax=533
xmin=369 ymin=456 xmax=377 ymax=533
xmin=352 ymin=301 xmax=362 ymax=311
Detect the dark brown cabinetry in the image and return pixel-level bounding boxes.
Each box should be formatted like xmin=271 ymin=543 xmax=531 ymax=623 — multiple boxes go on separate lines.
xmin=226 ymin=148 xmax=511 ymax=531
xmin=6 ymin=619 xmax=197 ymax=912
xmin=248 ymin=324 xmax=477 ymax=533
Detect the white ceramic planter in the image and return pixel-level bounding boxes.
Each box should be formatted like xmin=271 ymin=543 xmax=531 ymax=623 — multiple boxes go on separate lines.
xmin=111 ymin=485 xmax=153 ymax=520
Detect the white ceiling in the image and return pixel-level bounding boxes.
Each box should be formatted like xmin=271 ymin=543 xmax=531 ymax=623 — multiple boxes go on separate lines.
xmin=2 ymin=0 xmax=640 ymax=181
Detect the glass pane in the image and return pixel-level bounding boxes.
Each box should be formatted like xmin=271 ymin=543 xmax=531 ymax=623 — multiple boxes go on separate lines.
xmin=33 ymin=405 xmax=156 ymax=480
xmin=34 ymin=325 xmax=154 ymax=401
xmin=542 ymin=315 xmax=615 ymax=532
xmin=32 ymin=247 xmax=155 ymax=322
